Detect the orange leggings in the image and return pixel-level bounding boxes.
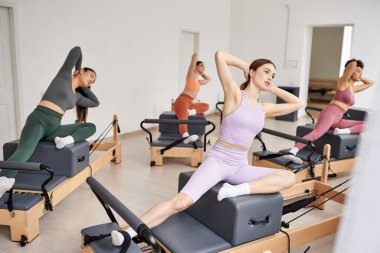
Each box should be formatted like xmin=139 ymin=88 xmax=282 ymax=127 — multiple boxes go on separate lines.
xmin=173 ymin=93 xmax=209 ymax=135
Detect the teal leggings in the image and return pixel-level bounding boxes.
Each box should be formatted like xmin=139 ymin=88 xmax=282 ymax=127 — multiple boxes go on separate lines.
xmin=0 ymin=106 xmax=96 ymax=178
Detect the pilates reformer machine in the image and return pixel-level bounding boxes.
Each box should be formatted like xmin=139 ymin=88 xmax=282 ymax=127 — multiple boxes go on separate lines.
xmin=140 ymin=111 xmax=215 ymax=167
xmin=252 ymin=106 xmax=366 ymax=182
xmin=216 ymin=101 xmax=364 ymax=182
xmin=80 ymin=143 xmax=348 ymax=253
xmin=0 ymin=115 xmax=121 ymax=246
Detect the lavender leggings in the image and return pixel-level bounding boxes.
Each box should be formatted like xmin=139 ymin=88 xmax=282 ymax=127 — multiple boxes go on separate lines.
xmin=180 ymin=143 xmax=276 ymax=202
xmin=295 ymin=103 xmax=364 ymax=150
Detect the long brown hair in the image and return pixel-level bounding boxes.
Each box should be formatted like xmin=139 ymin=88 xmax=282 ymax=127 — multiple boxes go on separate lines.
xmin=75 ymin=67 xmax=96 ymax=123
xmin=240 ymin=59 xmax=276 ymax=90
xmin=76 ymin=106 xmax=87 ymax=123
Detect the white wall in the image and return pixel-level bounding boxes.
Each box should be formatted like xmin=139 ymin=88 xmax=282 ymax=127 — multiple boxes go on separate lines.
xmin=230 ymin=0 xmax=380 ymax=116
xmin=5 ymin=0 xmax=231 ymax=136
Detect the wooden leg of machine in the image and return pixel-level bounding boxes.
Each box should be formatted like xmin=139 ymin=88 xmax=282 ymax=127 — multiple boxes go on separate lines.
xmin=80 ymin=235 xmax=94 ymax=253
xmin=191 ymin=149 xmax=203 ymax=167
xmin=9 ymin=205 xmax=42 ymax=243
xmin=151 ymin=148 xmax=163 ymax=166
xmin=312 ymin=144 xmax=330 ymax=210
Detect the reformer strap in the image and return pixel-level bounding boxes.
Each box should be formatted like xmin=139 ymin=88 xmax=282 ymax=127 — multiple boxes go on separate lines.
xmin=83 ymin=233 xmax=111 ymax=246
xmin=5 ymin=188 xmax=14 ymax=213
xmin=83 ymin=230 xmax=131 ymax=253
xmin=159 ymin=137 xmax=198 ymax=155
xmin=327 ymin=158 xmax=337 ymax=178
xmin=282 ymin=196 xmax=317 ymax=215
xmin=90 ymin=119 xmax=120 ymax=156
xmin=119 ymin=231 xmax=132 ymax=253
xmin=258 ymin=151 xmax=299 ymax=161
xmin=258 ymin=152 xmax=316 ymax=176
xmin=281 ymin=179 xmax=351 ymax=227
xmin=192 ymin=141 xmax=198 ymax=150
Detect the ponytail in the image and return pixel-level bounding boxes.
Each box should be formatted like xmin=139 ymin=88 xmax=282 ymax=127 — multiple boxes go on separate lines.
xmin=240 ymin=78 xmax=250 ymax=90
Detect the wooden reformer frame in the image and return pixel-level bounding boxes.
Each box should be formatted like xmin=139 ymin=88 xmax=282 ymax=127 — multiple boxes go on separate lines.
xmin=140 ymin=118 xmax=215 ymax=167
xmin=81 ymin=144 xmax=346 ymax=253
xmin=217 ymin=102 xmax=355 ymax=182
xmin=218 ymin=101 xmax=350 ymax=176
xmin=151 ymin=145 xmax=204 ymax=167
xmin=252 ymin=143 xmax=354 ymax=183
xmin=221 ymin=145 xmax=346 ymax=252
xmin=163 ymin=145 xmax=345 ymax=253
xmin=0 ymin=115 xmax=122 ymax=245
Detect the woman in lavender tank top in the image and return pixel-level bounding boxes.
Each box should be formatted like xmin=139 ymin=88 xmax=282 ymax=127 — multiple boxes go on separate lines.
xmin=110 ymin=51 xmax=304 ymax=247
xmin=284 ymin=59 xmax=374 ymax=164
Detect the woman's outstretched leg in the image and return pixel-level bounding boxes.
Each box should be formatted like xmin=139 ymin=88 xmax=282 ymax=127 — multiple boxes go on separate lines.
xmin=284 ymin=105 xmax=340 ymax=164
xmin=333 ymin=119 xmax=364 ymax=135
xmin=112 ymin=156 xmax=227 ymax=246
xmin=112 ymin=193 xmax=193 ymax=246
xmin=218 ymin=165 xmax=296 ymax=201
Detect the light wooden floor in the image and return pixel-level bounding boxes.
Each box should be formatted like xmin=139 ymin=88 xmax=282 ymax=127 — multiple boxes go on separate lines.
xmin=0 ymin=114 xmax=351 ymax=253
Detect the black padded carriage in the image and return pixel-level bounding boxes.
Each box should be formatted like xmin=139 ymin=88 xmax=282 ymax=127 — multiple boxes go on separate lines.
xmin=300 ymin=105 xmax=364 ymax=159
xmin=81 ymin=172 xmax=283 ymax=253
xmin=150 ymin=111 xmax=207 ymax=149
xmin=296 ymin=124 xmax=360 ymax=159
xmin=4 ymin=140 xmax=89 ymax=176
xmin=81 ymin=223 xmax=142 ymax=253
xmin=3 ymin=140 xmax=89 ymax=191
xmin=141 ymin=111 xmax=215 ymax=166
xmin=152 ymin=171 xmax=283 ymax=252
xmin=253 ymin=147 xmax=335 ymax=172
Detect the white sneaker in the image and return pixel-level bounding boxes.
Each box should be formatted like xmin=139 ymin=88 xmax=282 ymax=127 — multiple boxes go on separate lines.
xmin=283 ymin=154 xmax=303 ymax=164
xmin=183 ymin=134 xmax=198 ymax=144
xmin=0 ymin=177 xmax=15 ymax=198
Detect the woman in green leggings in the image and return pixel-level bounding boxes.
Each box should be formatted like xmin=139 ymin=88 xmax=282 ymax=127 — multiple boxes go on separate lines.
xmin=0 ymin=46 xmax=99 ymax=197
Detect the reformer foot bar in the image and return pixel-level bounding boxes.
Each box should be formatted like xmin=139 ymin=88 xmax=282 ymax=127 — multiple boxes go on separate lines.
xmin=81 ymin=144 xmax=347 ymax=253
xmin=0 ymin=115 xmax=121 ymax=246
xmin=140 ymin=112 xmax=215 ymax=167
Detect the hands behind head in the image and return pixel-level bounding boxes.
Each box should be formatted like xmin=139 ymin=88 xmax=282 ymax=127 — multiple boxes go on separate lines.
xmin=73 ymin=70 xmax=80 ymax=76
xmin=243 ymin=69 xmax=249 ymax=80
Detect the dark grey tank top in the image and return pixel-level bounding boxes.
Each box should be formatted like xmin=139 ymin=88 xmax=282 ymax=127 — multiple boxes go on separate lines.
xmin=41 ymin=46 xmax=99 ymax=111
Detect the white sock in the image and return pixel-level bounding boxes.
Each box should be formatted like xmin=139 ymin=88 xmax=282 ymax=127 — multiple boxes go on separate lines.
xmin=182 ymin=133 xmax=198 ymax=144
xmin=0 ymin=177 xmax=15 ymax=198
xmin=333 ymin=128 xmax=351 ymax=135
xmin=187 ymin=109 xmax=196 ymax=116
xmin=283 ymin=147 xmax=303 ymax=164
xmin=217 ymin=182 xmax=250 ymax=201
xmin=111 ymin=227 xmax=137 ymax=246
xmin=54 ymin=135 xmax=74 ymax=149
xmin=288 ymin=147 xmax=299 ymax=155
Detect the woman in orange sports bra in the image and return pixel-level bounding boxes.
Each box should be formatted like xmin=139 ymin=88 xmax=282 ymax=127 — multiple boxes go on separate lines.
xmin=173 ymin=53 xmax=211 ymax=143
xmin=284 ymin=59 xmax=374 ymax=164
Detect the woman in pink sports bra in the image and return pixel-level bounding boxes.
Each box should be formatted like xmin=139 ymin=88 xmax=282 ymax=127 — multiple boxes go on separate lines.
xmin=284 ymin=59 xmax=374 ymax=164
xmin=110 ymin=51 xmax=303 ymax=247
xmin=173 ymin=53 xmax=211 ymax=143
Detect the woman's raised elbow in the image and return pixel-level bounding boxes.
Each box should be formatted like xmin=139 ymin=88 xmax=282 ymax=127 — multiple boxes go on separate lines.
xmin=215 ymin=50 xmax=223 ymax=60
